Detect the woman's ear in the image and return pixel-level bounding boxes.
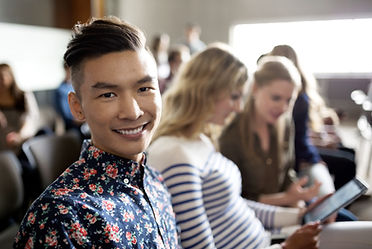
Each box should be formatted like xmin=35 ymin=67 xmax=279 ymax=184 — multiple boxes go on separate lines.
xmin=68 ymin=92 xmax=85 ymax=122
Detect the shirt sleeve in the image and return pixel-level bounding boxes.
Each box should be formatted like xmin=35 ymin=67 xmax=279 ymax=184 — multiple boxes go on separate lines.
xmin=20 ymin=91 xmax=40 ymax=139
xmin=244 ymin=199 xmax=300 ymax=229
xmin=14 ymin=198 xmax=119 ymax=248
xmin=292 ymin=93 xmax=321 ymax=165
xmin=14 ymin=200 xmax=90 ymax=248
xmin=160 ymin=162 xmax=216 ymax=249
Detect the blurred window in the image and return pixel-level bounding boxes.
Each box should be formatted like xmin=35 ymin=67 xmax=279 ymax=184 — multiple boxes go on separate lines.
xmin=231 ymin=18 xmax=372 ymax=75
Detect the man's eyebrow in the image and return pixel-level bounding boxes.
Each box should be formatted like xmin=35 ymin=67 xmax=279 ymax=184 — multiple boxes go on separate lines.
xmin=91 ymin=76 xmax=156 ymax=89
xmin=137 ymin=75 xmax=157 ymax=84
xmin=91 ymin=82 xmax=118 ymax=89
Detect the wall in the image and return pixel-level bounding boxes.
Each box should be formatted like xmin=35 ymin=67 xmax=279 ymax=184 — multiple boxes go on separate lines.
xmin=0 ymin=22 xmax=71 ymax=91
xmin=0 ymin=0 xmax=53 ymax=26
xmin=2 ymin=0 xmax=372 ymax=46
xmin=117 ymin=0 xmax=372 ymax=45
xmin=318 ymin=76 xmax=371 ymax=119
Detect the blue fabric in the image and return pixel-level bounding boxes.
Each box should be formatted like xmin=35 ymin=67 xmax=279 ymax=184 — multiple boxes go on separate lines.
xmin=292 ymin=93 xmax=321 ymax=168
xmin=14 ymin=140 xmax=180 ymax=248
xmin=336 ymin=208 xmax=358 ymax=222
xmin=54 ymin=82 xmax=75 ymax=128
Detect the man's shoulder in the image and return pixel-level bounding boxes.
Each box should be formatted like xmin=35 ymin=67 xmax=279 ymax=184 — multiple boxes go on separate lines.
xmin=25 ymin=181 xmax=86 ymax=216
xmin=24 ymin=159 xmax=90 ymax=212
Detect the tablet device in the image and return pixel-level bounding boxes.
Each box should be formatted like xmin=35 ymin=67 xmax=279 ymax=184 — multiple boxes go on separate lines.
xmin=304 ymin=177 xmax=369 ymax=223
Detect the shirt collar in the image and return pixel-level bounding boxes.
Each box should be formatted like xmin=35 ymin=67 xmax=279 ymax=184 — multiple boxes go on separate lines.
xmin=80 ymin=139 xmax=145 ymax=165
xmin=79 ymin=139 xmax=145 ymax=185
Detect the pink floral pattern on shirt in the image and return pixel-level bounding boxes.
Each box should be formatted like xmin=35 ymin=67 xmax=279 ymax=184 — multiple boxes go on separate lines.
xmin=14 ymin=140 xmax=180 ymax=248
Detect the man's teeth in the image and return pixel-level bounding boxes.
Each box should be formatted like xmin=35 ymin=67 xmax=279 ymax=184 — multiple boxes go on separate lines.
xmin=117 ymin=126 xmax=143 ymax=135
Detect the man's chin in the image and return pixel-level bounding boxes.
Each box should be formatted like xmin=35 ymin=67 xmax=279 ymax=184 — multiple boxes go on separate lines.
xmin=117 ymin=150 xmax=144 ymax=162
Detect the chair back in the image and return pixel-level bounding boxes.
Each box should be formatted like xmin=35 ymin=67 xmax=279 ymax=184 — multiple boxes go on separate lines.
xmin=22 ymin=131 xmax=82 ymax=189
xmin=0 ymin=151 xmax=24 ymax=221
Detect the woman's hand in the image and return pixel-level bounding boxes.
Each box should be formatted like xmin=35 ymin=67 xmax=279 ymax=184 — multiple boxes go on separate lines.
xmin=6 ymin=131 xmax=23 ymax=147
xmin=281 ymin=222 xmax=322 ymax=249
xmin=285 ymin=176 xmax=321 ymax=207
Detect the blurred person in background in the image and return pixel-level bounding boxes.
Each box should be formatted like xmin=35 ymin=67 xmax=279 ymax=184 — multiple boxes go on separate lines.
xmin=54 ymin=62 xmax=84 ymax=133
xmin=0 ymin=63 xmax=39 ymax=155
xmin=159 ymin=44 xmax=190 ymax=93
xmin=181 ymin=23 xmax=206 ymax=54
xmin=269 ymin=45 xmax=356 ymax=195
xmin=151 ymin=33 xmax=170 ymax=80
xmin=220 ymin=55 xmax=321 ymax=208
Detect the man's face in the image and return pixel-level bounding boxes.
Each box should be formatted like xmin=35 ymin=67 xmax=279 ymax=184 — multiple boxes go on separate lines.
xmin=69 ymin=49 xmax=161 ymax=162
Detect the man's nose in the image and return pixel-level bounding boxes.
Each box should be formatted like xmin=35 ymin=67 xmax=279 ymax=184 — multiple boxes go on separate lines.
xmin=118 ymin=96 xmax=144 ymax=120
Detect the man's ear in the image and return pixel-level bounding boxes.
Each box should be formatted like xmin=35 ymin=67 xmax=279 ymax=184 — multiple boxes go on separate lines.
xmin=68 ymin=92 xmax=86 ymax=122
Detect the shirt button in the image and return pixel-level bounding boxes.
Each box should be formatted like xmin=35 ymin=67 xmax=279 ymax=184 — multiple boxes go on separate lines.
xmin=124 ymin=178 xmax=129 ymax=184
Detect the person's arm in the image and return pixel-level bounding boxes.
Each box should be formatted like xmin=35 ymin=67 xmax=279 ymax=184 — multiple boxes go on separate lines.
xmin=245 ymin=199 xmax=322 ymax=249
xmin=6 ymin=92 xmax=40 ymax=147
xmin=293 ymin=94 xmax=321 ymax=164
xmin=159 ymin=160 xmax=216 ymax=249
xmin=21 ymin=91 xmax=40 ymax=137
xmin=259 ymin=192 xmax=304 ymax=208
xmin=220 ymin=129 xmax=301 ymax=207
xmin=244 ymin=198 xmax=301 ymax=229
xmin=258 ymin=177 xmax=321 ymax=208
xmin=147 ymin=137 xmax=217 ymax=249
xmin=14 ymin=199 xmax=87 ymax=248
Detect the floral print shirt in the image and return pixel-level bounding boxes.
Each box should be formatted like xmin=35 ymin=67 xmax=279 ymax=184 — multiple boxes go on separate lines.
xmin=14 ymin=140 xmax=180 ymax=248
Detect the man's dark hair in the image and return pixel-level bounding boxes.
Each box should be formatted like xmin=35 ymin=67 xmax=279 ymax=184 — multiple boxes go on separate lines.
xmin=63 ymin=16 xmax=146 ymax=94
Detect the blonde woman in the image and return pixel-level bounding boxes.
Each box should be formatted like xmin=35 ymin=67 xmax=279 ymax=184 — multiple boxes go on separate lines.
xmin=147 ymin=45 xmax=327 ymax=249
xmin=219 ymin=55 xmax=320 ymax=208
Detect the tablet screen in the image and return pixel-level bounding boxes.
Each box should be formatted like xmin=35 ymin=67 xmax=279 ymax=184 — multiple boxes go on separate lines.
xmin=304 ymin=178 xmax=368 ymax=223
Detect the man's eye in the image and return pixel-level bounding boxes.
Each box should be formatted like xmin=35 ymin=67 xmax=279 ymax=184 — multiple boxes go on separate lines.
xmin=138 ymin=87 xmax=150 ymax=92
xmin=100 ymin=92 xmax=115 ymax=98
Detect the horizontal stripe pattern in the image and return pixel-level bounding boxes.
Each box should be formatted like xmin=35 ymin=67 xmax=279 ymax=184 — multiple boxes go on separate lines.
xmin=148 ymin=135 xmax=275 ymax=248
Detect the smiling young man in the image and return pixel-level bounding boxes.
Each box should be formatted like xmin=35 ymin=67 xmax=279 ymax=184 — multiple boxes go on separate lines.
xmin=14 ymin=17 xmax=180 ymax=248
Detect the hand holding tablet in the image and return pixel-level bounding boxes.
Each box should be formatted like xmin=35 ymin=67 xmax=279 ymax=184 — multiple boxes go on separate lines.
xmin=303 ymin=177 xmax=369 ymax=224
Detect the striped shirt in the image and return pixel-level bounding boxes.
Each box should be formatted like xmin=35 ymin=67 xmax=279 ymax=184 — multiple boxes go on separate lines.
xmin=147 ymin=134 xmax=300 ymax=249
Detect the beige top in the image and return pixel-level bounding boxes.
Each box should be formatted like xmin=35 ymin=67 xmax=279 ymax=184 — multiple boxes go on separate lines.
xmin=0 ymin=92 xmax=39 ymax=154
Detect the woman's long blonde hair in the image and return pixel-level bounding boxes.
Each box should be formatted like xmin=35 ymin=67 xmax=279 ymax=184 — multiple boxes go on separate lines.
xmin=269 ymin=45 xmax=338 ymax=131
xmin=153 ymin=43 xmax=248 ymax=141
xmin=239 ymin=56 xmax=301 ymax=164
